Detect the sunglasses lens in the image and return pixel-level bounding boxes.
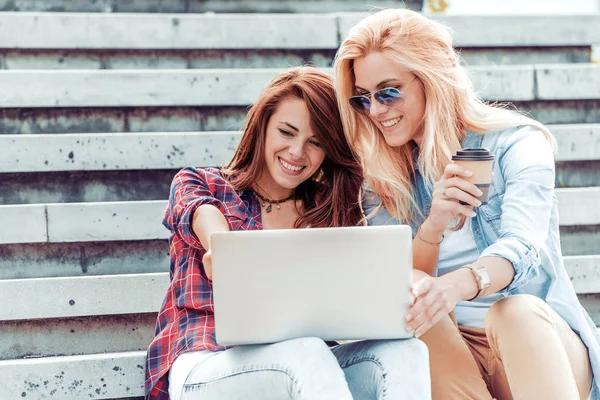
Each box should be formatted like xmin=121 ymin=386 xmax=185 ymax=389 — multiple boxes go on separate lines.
xmin=349 ymin=96 xmax=370 ymax=114
xmin=374 ymin=88 xmax=403 ymax=106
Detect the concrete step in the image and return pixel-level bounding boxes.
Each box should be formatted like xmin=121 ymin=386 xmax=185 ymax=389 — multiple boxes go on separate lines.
xmin=1 ymin=124 xmax=597 ymax=173
xmin=3 ymin=100 xmax=600 ymax=135
xmin=0 ymin=65 xmax=598 ymax=108
xmin=338 ymin=13 xmax=600 ymax=47
xmin=0 ymin=223 xmax=596 ymax=281
xmin=0 ymin=350 xmax=146 ymax=400
xmin=1 ymin=255 xmax=599 ymax=360
xmin=0 ymin=13 xmax=598 ymax=50
xmin=1 ymin=257 xmax=599 ymax=321
xmin=0 ymin=163 xmax=598 ymax=206
xmin=0 ymin=313 xmax=156 ymax=360
xmin=0 ymin=240 xmax=169 ymax=280
xmin=0 ymin=254 xmax=598 ymax=318
xmin=0 ymin=0 xmax=422 ymax=13
xmin=0 ymin=192 xmax=598 ymax=244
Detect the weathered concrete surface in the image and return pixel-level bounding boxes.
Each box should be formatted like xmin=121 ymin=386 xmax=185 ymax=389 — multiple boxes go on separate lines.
xmin=566 ymin=256 xmax=600 ymax=295
xmin=556 ymin=161 xmax=600 ymax=188
xmin=0 ymin=273 xmax=169 ymax=320
xmin=0 ymin=350 xmax=146 ymax=399
xmin=0 ymin=191 xmax=596 ymax=244
xmin=0 ymin=240 xmax=169 ymax=279
xmin=555 ymin=187 xmax=600 ymax=226
xmin=0 ymin=13 xmax=339 ymax=49
xmin=551 ymin=123 xmax=600 ymax=162
xmin=0 ymin=48 xmax=589 ymax=71
xmin=0 ymin=69 xmax=281 ymax=107
xmin=0 ymin=257 xmax=597 ymax=320
xmin=560 ymin=227 xmax=600 ymax=257
xmin=537 ymin=64 xmax=600 ymax=100
xmin=0 ymin=170 xmax=177 ymax=205
xmin=0 ymin=204 xmax=47 ymax=244
xmin=469 ymin=65 xmax=535 ymax=101
xmin=0 ymin=0 xmax=422 ymax=13
xmin=0 ymin=313 xmax=156 ymax=360
xmin=46 ymin=201 xmax=168 ymax=242
xmin=2 ymin=65 xmax=595 ymax=108
xmin=0 ymin=131 xmax=241 ymax=173
xmin=459 ymin=47 xmax=591 ymax=66
xmin=1 ymin=126 xmax=598 ymax=173
xmin=0 ymin=13 xmax=597 ymax=50
xmin=338 ymin=13 xmax=600 ymax=47
xmin=2 ymin=102 xmax=600 ymax=135
xmin=1 ymin=163 xmax=597 ymax=206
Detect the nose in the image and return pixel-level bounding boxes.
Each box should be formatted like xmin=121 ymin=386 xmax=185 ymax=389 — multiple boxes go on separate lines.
xmin=288 ymin=138 xmax=305 ymax=159
xmin=368 ymin=96 xmax=387 ymax=117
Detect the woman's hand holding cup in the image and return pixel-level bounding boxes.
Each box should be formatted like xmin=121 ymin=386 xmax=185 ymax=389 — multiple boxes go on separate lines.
xmin=425 ymin=163 xmax=483 ymax=233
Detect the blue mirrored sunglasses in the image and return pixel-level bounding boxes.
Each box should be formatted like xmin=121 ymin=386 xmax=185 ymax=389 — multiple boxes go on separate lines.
xmin=348 ymin=87 xmax=405 ymax=115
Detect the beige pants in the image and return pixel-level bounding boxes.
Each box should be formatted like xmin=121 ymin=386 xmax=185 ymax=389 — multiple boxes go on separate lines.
xmin=419 ymin=294 xmax=593 ymax=400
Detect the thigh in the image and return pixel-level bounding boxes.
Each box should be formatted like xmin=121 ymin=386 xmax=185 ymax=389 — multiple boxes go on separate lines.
xmin=419 ymin=314 xmax=493 ymax=400
xmin=179 ymin=337 xmax=353 ymax=400
xmin=332 ymin=338 xmax=430 ymax=400
xmin=486 ymin=295 xmax=593 ymax=400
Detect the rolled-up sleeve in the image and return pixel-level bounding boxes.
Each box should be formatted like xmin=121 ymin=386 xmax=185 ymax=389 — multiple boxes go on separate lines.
xmin=162 ymin=167 xmax=247 ymax=249
xmin=479 ymin=126 xmax=556 ymax=292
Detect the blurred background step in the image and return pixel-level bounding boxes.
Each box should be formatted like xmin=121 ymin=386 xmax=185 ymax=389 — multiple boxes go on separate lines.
xmin=0 ymin=65 xmax=598 ymax=108
xmin=0 ymin=0 xmax=422 ymax=13
xmin=0 ymin=13 xmax=598 ymax=69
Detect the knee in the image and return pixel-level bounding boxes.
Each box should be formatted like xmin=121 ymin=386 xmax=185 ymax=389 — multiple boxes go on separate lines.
xmin=348 ymin=339 xmax=429 ymax=374
xmin=485 ymin=294 xmax=548 ymax=332
xmin=279 ymin=337 xmax=331 ymax=357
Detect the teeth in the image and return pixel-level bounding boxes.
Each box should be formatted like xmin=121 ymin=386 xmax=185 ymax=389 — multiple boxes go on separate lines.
xmin=280 ymin=158 xmax=303 ymax=172
xmin=381 ymin=116 xmax=402 ymax=128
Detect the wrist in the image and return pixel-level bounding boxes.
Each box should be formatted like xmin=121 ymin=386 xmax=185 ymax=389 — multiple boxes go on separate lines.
xmin=444 ymin=267 xmax=479 ymax=301
xmin=419 ymin=219 xmax=445 ymax=243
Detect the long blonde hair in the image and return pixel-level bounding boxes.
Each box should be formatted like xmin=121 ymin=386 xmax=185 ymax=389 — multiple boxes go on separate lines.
xmin=334 ymin=9 xmax=554 ymax=225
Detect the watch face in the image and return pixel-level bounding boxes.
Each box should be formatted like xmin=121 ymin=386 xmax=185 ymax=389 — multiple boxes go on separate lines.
xmin=478 ymin=267 xmax=492 ymax=289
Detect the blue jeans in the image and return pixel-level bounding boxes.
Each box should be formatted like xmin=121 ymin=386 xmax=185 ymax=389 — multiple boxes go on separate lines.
xmin=178 ymin=337 xmax=430 ymax=400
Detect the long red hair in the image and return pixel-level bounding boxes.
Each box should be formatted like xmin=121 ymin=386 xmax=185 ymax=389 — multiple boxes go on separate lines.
xmin=222 ymin=66 xmax=364 ymax=228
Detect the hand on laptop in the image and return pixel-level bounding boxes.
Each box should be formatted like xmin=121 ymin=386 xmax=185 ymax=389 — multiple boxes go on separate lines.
xmin=405 ymin=273 xmax=463 ymax=338
xmin=202 ymin=250 xmax=213 ymax=280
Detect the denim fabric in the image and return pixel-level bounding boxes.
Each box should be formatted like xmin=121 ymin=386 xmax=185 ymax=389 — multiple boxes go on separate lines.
xmin=178 ymin=337 xmax=430 ymax=400
xmin=363 ymin=126 xmax=600 ymax=399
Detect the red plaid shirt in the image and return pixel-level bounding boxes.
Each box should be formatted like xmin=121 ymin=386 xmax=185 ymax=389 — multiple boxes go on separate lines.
xmin=145 ymin=167 xmax=262 ymax=399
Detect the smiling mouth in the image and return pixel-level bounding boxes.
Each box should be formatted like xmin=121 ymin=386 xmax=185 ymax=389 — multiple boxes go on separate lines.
xmin=279 ymin=157 xmax=304 ymax=172
xmin=381 ymin=116 xmax=403 ymax=128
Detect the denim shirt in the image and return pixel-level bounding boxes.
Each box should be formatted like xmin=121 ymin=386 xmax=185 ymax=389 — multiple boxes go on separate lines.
xmin=363 ymin=126 xmax=600 ymax=398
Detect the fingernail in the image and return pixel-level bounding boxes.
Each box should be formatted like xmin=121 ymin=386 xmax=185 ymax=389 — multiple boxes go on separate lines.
xmin=476 ymin=189 xmax=483 ymax=196
xmin=475 ymin=200 xmax=482 ymax=207
xmin=465 ymin=170 xmax=473 ymax=176
xmin=405 ymin=314 xmax=412 ymax=322
xmin=469 ymin=211 xmax=476 ymax=217
xmin=405 ymin=325 xmax=414 ymax=332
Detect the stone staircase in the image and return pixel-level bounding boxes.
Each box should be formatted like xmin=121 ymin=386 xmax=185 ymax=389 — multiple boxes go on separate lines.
xmin=0 ymin=3 xmax=599 ymax=399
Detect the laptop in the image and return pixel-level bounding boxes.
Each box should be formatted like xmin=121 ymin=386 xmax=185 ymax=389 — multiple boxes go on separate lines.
xmin=211 ymin=225 xmax=414 ymax=346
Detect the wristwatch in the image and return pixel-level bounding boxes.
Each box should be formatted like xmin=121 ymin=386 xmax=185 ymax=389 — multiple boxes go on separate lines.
xmin=463 ymin=265 xmax=492 ymax=300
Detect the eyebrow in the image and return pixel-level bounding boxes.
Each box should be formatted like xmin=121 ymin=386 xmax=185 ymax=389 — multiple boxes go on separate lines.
xmin=279 ymin=122 xmax=300 ymax=132
xmin=355 ymin=78 xmax=403 ymax=92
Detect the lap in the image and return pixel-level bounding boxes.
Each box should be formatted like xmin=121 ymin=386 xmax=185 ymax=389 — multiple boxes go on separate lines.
xmin=176 ymin=337 xmax=352 ymax=400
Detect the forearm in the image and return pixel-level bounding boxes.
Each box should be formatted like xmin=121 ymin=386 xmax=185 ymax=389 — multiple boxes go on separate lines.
xmin=192 ymin=204 xmax=230 ymax=251
xmin=412 ymin=219 xmax=443 ymax=276
xmin=440 ymin=256 xmax=515 ymax=301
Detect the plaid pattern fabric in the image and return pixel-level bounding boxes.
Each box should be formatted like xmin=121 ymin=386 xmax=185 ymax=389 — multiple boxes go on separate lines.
xmin=145 ymin=167 xmax=261 ymax=399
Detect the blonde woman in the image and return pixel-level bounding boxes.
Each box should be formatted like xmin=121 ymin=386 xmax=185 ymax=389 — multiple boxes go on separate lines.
xmin=335 ymin=8 xmax=600 ymax=400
